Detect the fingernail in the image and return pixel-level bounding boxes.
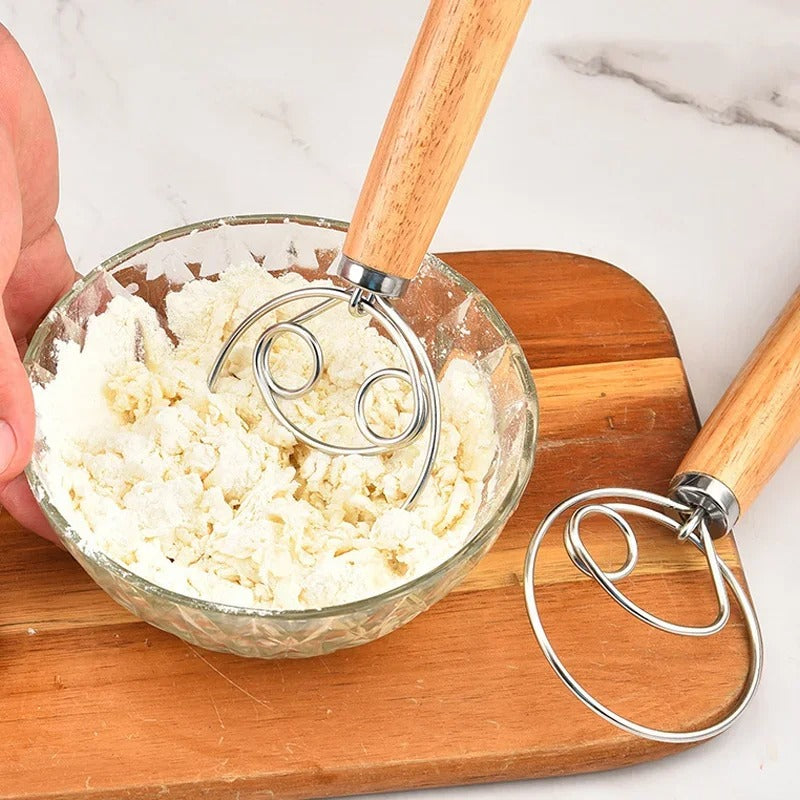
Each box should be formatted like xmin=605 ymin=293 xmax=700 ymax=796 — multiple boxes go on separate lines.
xmin=0 ymin=420 xmax=17 ymax=473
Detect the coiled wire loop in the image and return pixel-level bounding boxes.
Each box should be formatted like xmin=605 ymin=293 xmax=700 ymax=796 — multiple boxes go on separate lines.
xmin=208 ymin=286 xmax=440 ymax=508
xmin=524 ymin=488 xmax=762 ymax=743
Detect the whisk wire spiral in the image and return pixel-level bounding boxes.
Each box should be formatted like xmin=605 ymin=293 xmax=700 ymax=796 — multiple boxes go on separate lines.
xmin=208 ymin=285 xmax=441 ymax=509
xmin=524 ymin=487 xmax=762 ymax=743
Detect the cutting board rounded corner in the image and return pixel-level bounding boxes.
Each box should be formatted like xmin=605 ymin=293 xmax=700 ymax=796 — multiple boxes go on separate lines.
xmin=439 ymin=249 xmax=683 ymax=368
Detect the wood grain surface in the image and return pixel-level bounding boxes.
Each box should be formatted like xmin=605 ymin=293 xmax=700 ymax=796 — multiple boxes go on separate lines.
xmin=678 ymin=286 xmax=800 ymax=515
xmin=0 ymin=250 xmax=752 ymax=800
xmin=344 ymin=0 xmax=529 ymax=280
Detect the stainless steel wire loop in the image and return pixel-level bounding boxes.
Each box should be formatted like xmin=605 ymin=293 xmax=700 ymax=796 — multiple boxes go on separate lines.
xmin=207 ymin=286 xmax=441 ymax=509
xmin=523 ymin=487 xmax=763 ymax=743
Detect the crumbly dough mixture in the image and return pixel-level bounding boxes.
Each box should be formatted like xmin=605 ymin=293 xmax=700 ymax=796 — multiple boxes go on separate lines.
xmin=34 ymin=263 xmax=497 ymax=609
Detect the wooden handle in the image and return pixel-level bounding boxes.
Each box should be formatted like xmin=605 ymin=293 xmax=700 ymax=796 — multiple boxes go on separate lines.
xmin=343 ymin=0 xmax=529 ymax=281
xmin=677 ymin=288 xmax=800 ymax=515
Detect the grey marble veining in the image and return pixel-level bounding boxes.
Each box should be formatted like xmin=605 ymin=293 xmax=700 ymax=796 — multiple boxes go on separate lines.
xmin=554 ymin=43 xmax=800 ymax=145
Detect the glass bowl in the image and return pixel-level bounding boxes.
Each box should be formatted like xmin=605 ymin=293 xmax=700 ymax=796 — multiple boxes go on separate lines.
xmin=24 ymin=215 xmax=537 ymax=658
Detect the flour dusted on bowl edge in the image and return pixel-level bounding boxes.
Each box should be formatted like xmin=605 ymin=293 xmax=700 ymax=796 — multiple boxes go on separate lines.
xmin=32 ymin=263 xmax=498 ymax=610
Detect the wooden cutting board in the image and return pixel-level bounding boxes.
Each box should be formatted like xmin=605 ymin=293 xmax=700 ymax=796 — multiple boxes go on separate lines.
xmin=0 ymin=250 xmax=751 ymax=800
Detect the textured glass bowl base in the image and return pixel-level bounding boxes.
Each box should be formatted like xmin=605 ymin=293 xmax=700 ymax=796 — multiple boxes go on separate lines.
xmin=25 ymin=215 xmax=538 ymax=659
xmin=70 ymin=529 xmax=489 ymax=658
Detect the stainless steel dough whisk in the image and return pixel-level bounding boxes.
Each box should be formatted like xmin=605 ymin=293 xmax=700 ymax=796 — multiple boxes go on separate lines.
xmin=208 ymin=0 xmax=530 ymax=507
xmin=208 ymin=284 xmax=440 ymax=507
xmin=525 ymin=287 xmax=800 ymax=743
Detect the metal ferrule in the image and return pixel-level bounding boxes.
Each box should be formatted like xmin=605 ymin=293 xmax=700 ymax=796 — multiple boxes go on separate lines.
xmin=335 ymin=254 xmax=409 ymax=299
xmin=668 ymin=472 xmax=741 ymax=538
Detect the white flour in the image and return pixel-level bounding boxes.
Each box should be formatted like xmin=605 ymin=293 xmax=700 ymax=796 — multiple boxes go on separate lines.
xmin=34 ymin=263 xmax=497 ymax=609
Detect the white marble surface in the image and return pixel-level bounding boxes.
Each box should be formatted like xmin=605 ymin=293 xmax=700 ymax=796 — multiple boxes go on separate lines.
xmin=3 ymin=0 xmax=800 ymax=797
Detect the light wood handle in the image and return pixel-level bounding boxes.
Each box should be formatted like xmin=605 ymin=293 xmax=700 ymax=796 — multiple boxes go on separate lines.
xmin=677 ymin=288 xmax=800 ymax=516
xmin=343 ymin=0 xmax=529 ymax=281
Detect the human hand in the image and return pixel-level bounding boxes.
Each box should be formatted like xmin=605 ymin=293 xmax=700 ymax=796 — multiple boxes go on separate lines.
xmin=0 ymin=25 xmax=76 ymax=541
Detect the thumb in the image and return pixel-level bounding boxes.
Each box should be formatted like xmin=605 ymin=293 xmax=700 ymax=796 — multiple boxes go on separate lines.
xmin=0 ymin=312 xmax=34 ymax=481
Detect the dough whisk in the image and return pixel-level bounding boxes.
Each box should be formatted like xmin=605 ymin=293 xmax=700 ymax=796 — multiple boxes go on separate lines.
xmin=525 ymin=287 xmax=800 ymax=742
xmin=208 ymin=0 xmax=530 ymax=507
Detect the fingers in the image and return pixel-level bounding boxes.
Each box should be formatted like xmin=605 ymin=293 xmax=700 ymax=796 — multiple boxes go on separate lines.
xmin=0 ymin=28 xmax=73 ymax=343
xmin=0 ymin=123 xmax=22 ymax=288
xmin=0 ymin=225 xmax=76 ymax=478
xmin=0 ymin=473 xmax=60 ymax=543
xmin=0 ymin=27 xmax=72 ymax=542
xmin=0 ymin=314 xmax=35 ymax=479
xmin=4 ymin=220 xmax=76 ymax=341
xmin=0 ymin=121 xmax=29 ymax=481
xmin=0 ymin=23 xmax=61 ymax=248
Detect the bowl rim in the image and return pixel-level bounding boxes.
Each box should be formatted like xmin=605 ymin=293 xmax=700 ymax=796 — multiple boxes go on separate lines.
xmin=24 ymin=213 xmax=538 ymax=620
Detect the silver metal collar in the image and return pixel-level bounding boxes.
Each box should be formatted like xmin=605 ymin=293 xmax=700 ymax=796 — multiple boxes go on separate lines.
xmin=336 ymin=255 xmax=409 ymax=298
xmin=669 ymin=471 xmax=740 ymax=538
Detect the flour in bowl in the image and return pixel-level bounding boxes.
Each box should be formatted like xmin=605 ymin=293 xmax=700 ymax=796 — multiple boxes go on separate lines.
xmin=33 ymin=263 xmax=497 ymax=609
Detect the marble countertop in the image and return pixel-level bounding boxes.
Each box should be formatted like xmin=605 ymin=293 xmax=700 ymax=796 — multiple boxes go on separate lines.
xmin=3 ymin=0 xmax=799 ymax=797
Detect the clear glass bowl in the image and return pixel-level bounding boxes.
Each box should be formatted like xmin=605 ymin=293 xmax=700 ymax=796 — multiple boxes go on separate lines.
xmin=24 ymin=215 xmax=537 ymax=658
